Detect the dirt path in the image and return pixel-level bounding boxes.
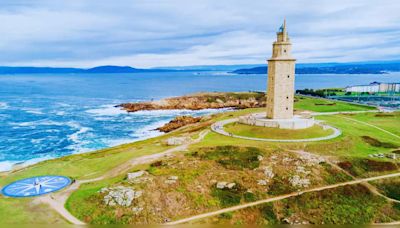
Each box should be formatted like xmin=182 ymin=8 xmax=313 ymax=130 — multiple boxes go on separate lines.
xmin=166 ymin=171 xmax=400 ymax=225
xmin=37 ymin=130 xmax=209 ymax=225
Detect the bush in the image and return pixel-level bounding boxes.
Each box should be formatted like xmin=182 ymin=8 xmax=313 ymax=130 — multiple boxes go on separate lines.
xmin=243 ymin=192 xmax=258 ymax=202
xmin=259 ymin=203 xmax=278 ymax=224
xmin=198 ymin=146 xmax=263 ymax=170
xmin=361 ymin=136 xmax=398 ymax=148
xmin=219 ymin=212 xmax=233 ymax=219
xmin=338 ymin=158 xmax=398 ymax=176
xmin=211 ymin=183 xmax=245 ymax=207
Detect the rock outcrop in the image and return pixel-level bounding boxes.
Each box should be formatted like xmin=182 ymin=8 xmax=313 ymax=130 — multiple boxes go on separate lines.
xmin=117 ymin=92 xmax=266 ymax=112
xmin=101 ymin=186 xmax=143 ymax=207
xmin=156 ymin=116 xmax=202 ymax=133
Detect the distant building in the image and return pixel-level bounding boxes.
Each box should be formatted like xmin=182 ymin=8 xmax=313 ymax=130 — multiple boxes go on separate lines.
xmin=345 ymin=82 xmax=400 ymax=93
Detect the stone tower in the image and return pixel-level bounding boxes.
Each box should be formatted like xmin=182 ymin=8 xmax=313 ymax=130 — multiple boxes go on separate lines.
xmin=266 ymin=20 xmax=296 ymax=119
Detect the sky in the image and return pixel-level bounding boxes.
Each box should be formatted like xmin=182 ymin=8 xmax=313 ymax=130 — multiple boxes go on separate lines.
xmin=1 ymin=0 xmax=400 ymax=68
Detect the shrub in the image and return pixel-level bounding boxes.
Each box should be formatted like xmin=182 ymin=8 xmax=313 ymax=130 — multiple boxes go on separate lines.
xmin=361 ymin=136 xmax=398 ymax=148
xmin=198 ymin=146 xmax=263 ymax=170
xmin=211 ymin=183 xmax=245 ymax=207
xmin=259 ymin=203 xmax=278 ymax=224
xmin=243 ymin=192 xmax=258 ymax=202
xmin=219 ymin=212 xmax=233 ymax=219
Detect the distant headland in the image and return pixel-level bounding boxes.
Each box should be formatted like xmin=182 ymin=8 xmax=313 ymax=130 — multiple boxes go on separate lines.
xmin=1 ymin=60 xmax=400 ymax=74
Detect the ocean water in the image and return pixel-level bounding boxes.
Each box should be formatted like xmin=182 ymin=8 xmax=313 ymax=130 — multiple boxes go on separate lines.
xmin=1 ymin=71 xmax=400 ymax=171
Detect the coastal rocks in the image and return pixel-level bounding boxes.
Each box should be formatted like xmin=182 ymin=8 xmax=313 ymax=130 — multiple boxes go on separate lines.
xmin=262 ymin=166 xmax=275 ymax=179
xmin=289 ymin=175 xmax=310 ymax=188
xmin=369 ymin=153 xmax=397 ymax=159
xmin=127 ymin=170 xmax=146 ymax=180
xmin=127 ymin=171 xmax=151 ymax=184
xmin=298 ymin=153 xmax=325 ymax=166
xmin=157 ymin=116 xmax=202 ymax=133
xmin=216 ymin=182 xmax=236 ymax=189
xmin=101 ymin=186 xmax=142 ymax=207
xmin=165 ymin=176 xmax=179 ymax=184
xmin=257 ymin=166 xmax=274 ymax=186
xmin=117 ymin=92 xmax=266 ymax=113
xmin=257 ymin=180 xmax=268 ymax=186
xmin=165 ymin=136 xmax=190 ymax=146
xmin=132 ymin=207 xmax=144 ymax=215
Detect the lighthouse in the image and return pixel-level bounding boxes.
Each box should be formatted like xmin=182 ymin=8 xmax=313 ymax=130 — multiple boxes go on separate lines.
xmin=266 ymin=19 xmax=296 ymax=119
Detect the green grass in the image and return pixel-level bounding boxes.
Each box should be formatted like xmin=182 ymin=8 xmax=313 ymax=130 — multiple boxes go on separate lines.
xmin=276 ymin=184 xmax=400 ymax=224
xmin=0 ymin=197 xmax=66 ymax=224
xmin=294 ymin=96 xmax=376 ymax=112
xmin=224 ymin=122 xmax=333 ymax=139
xmin=371 ymin=177 xmax=400 ymax=201
xmin=65 ymin=175 xmax=125 ymax=224
xmin=303 ymin=113 xmax=400 ymax=158
xmin=192 ymin=146 xmax=263 ymax=170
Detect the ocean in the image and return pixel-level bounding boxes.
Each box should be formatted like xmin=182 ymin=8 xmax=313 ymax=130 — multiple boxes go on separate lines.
xmin=1 ymin=71 xmax=400 ymax=171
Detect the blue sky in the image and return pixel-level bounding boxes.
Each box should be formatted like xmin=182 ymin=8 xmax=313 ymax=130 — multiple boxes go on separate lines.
xmin=1 ymin=0 xmax=400 ymax=68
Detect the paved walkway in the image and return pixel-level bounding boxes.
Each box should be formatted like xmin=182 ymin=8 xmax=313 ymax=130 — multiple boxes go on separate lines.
xmin=211 ymin=117 xmax=341 ymax=142
xmin=166 ymin=171 xmax=400 ymax=225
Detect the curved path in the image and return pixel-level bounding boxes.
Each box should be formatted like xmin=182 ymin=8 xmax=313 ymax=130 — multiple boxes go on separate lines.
xmin=211 ymin=117 xmax=341 ymax=142
xmin=37 ymin=130 xmax=210 ymax=225
xmin=166 ymin=171 xmax=400 ymax=225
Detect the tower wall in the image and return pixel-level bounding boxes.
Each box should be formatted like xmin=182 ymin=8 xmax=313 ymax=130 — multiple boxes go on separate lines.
xmin=266 ymin=59 xmax=295 ymax=119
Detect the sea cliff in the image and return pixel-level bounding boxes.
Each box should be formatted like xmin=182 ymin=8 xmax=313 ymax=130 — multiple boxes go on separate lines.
xmin=117 ymin=92 xmax=266 ymax=112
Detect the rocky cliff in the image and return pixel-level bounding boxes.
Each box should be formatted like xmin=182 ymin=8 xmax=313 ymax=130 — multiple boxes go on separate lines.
xmin=117 ymin=92 xmax=266 ymax=112
xmin=156 ymin=116 xmax=202 ymax=133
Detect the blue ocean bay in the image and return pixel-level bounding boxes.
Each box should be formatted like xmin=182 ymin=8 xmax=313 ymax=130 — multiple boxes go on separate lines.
xmin=1 ymin=71 xmax=400 ymax=171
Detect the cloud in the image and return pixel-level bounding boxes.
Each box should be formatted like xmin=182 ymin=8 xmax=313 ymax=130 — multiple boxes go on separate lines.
xmin=0 ymin=0 xmax=399 ymax=67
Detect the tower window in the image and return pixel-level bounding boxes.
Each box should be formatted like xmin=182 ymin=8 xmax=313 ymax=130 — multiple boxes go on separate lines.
xmin=286 ymin=107 xmax=289 ymax=110
xmin=286 ymin=96 xmax=289 ymax=99
xmin=284 ymin=49 xmax=287 ymax=53
xmin=287 ymin=75 xmax=290 ymax=78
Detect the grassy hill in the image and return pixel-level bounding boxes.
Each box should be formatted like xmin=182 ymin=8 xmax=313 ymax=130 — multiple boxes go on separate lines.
xmin=1 ymin=95 xmax=400 ymax=225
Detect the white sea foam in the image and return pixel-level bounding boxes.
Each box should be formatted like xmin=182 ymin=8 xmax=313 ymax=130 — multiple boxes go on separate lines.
xmin=65 ymin=121 xmax=93 ymax=154
xmin=23 ymin=108 xmax=44 ymax=115
xmin=130 ymin=120 xmax=168 ymax=140
xmin=105 ymin=138 xmax=135 ymax=147
xmin=0 ymin=161 xmax=14 ymax=172
xmin=0 ymin=155 xmax=55 ymax=172
xmin=10 ymin=119 xmax=65 ymax=127
xmin=0 ymin=102 xmax=8 ymax=109
xmin=55 ymin=111 xmax=66 ymax=116
xmin=86 ymin=104 xmax=126 ymax=116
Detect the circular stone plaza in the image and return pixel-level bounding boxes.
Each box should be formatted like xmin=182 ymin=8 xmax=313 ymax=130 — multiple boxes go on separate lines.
xmin=212 ymin=20 xmax=341 ymax=142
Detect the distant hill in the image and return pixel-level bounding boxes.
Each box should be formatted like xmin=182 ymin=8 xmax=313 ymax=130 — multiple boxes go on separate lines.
xmin=1 ymin=60 xmax=400 ymax=75
xmin=0 ymin=65 xmax=175 ymax=74
xmin=232 ymin=62 xmax=400 ymax=75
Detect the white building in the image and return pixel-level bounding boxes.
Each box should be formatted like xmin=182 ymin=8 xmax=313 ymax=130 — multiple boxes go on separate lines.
xmin=345 ymin=82 xmax=400 ymax=93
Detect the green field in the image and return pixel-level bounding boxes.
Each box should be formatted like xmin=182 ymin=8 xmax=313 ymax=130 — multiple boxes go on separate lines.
xmin=294 ymin=96 xmax=376 ymax=112
xmin=224 ymin=122 xmax=333 ymax=139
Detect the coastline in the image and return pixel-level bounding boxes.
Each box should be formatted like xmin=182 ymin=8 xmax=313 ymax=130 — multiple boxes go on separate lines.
xmin=0 ymin=91 xmax=384 ymax=174
xmin=0 ymin=106 xmax=231 ymax=174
